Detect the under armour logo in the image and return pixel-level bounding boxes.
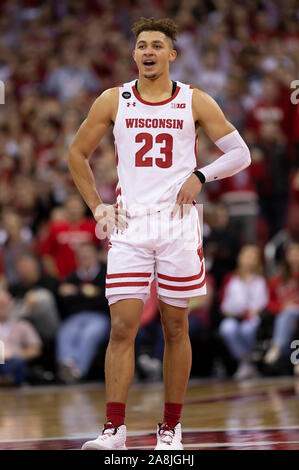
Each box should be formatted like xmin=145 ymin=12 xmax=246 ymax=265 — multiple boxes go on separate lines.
xmin=127 ymin=102 xmax=136 ymax=107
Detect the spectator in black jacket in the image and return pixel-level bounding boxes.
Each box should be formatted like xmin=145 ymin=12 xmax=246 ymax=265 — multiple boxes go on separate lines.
xmin=204 ymin=203 xmax=240 ymax=289
xmin=56 ymin=242 xmax=110 ymax=383
xmin=250 ymin=120 xmax=290 ymax=237
xmin=8 ymin=252 xmax=61 ymax=342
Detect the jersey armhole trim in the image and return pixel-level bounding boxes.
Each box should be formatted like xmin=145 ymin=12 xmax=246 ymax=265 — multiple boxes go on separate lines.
xmin=112 ymin=87 xmax=121 ymax=135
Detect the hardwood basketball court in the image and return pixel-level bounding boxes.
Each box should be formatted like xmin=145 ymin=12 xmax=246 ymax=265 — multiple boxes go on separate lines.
xmin=0 ymin=376 xmax=299 ymax=450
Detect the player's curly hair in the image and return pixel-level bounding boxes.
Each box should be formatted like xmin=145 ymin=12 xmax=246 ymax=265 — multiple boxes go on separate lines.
xmin=131 ymin=17 xmax=178 ymax=45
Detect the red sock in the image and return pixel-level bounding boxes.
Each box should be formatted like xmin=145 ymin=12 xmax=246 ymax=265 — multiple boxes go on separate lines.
xmin=106 ymin=402 xmax=126 ymax=427
xmin=163 ymin=402 xmax=183 ymax=428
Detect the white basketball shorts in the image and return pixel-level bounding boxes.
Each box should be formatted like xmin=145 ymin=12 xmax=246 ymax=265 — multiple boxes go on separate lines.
xmin=105 ymin=204 xmax=206 ymax=301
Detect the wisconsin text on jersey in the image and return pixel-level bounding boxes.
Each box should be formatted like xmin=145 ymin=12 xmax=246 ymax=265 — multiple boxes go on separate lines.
xmin=125 ymin=118 xmax=184 ymax=129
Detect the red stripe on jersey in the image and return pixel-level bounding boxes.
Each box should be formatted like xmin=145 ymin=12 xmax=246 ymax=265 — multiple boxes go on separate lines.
xmin=106 ymin=281 xmax=149 ymax=288
xmin=132 ymin=85 xmax=181 ymax=106
xmin=189 ymin=85 xmax=194 ymax=89
xmin=115 ymin=186 xmax=122 ymax=198
xmin=157 ymin=265 xmax=204 ymax=282
xmin=196 ymin=220 xmax=203 ymax=261
xmin=115 ymin=143 xmax=119 ymax=166
xmin=158 ymin=278 xmax=206 ymax=291
xmin=106 ymin=272 xmax=151 ymax=279
xmin=198 ymin=245 xmax=204 ymax=261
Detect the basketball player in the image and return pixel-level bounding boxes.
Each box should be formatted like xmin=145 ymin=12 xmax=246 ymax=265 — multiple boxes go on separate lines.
xmin=68 ymin=18 xmax=251 ymax=450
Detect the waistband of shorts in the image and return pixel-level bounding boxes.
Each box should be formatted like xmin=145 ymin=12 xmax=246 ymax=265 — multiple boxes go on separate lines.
xmin=126 ymin=202 xmax=173 ymax=218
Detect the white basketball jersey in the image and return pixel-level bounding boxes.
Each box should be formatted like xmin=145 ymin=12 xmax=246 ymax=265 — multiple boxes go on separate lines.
xmin=113 ymin=79 xmax=197 ymax=216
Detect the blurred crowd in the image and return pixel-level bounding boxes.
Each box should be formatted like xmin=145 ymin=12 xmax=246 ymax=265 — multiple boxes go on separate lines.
xmin=0 ymin=0 xmax=298 ymax=386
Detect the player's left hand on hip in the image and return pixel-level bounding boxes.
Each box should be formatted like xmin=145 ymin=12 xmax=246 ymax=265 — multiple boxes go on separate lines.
xmin=171 ymin=174 xmax=202 ymax=218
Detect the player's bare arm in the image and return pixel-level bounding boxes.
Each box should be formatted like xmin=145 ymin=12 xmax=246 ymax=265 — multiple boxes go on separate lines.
xmin=68 ymin=88 xmax=128 ymax=231
xmin=173 ymin=88 xmax=251 ymax=216
xmin=192 ymin=88 xmax=235 ymax=142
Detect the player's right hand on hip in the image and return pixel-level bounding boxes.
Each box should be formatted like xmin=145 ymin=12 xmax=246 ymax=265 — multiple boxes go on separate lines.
xmin=93 ymin=203 xmax=130 ymax=239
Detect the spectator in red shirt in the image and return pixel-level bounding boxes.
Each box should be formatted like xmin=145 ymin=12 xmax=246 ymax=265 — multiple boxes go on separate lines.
xmin=246 ymin=76 xmax=291 ymax=140
xmin=264 ymin=241 xmax=299 ymax=374
xmin=41 ymin=192 xmax=99 ymax=280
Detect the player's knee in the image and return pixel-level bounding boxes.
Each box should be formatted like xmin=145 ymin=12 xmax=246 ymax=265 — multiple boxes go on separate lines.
xmin=109 ymin=316 xmax=138 ymax=344
xmin=162 ymin=318 xmax=188 ymax=343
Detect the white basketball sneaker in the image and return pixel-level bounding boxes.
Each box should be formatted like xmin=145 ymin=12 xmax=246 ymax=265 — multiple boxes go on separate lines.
xmin=81 ymin=422 xmax=127 ymax=450
xmin=155 ymin=423 xmax=184 ymax=450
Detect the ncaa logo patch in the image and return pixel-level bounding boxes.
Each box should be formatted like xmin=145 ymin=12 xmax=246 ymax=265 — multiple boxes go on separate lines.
xmin=122 ymin=91 xmax=131 ymax=99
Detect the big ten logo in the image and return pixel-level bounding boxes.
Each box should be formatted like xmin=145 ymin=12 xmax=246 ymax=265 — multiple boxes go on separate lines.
xmin=290 ymin=340 xmax=299 ymax=365
xmin=290 ymin=80 xmax=299 ymax=105
xmin=0 ymin=81 xmax=5 ymax=104
xmin=0 ymin=340 xmax=4 ymax=364
xmin=171 ymin=103 xmax=186 ymax=109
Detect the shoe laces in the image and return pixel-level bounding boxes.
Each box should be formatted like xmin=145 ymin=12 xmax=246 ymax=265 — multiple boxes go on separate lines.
xmin=159 ymin=423 xmax=175 ymax=444
xmin=102 ymin=422 xmax=117 ymax=437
